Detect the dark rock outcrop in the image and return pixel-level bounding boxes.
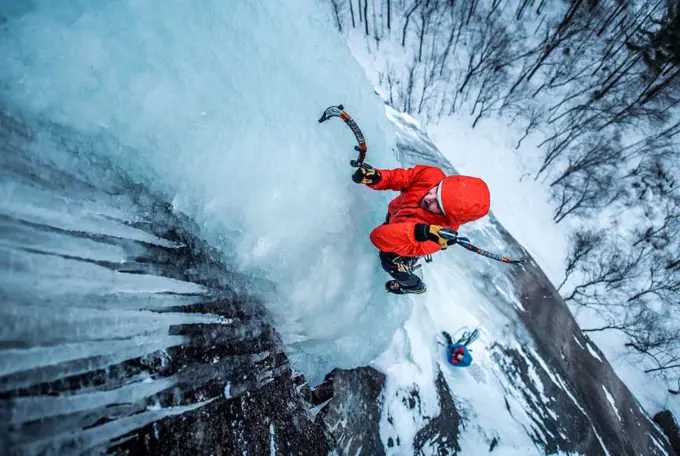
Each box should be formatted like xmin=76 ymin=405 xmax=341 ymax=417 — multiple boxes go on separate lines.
xmin=413 ymin=369 xmax=462 ymax=455
xmin=654 ymin=410 xmax=680 ymax=456
xmin=0 ymin=108 xmax=332 ymax=455
xmin=314 ymin=367 xmax=386 ymax=455
xmin=313 ymin=366 xmax=463 ymax=456
xmin=111 ymin=370 xmax=330 ymax=455
xmin=511 ymin=259 xmax=673 ymax=455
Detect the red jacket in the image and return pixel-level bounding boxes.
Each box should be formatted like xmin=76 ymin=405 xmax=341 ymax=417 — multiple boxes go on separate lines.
xmin=368 ymin=165 xmax=490 ymax=257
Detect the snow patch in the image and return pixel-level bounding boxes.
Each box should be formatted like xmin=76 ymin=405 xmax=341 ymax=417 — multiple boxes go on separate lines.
xmin=601 ymin=386 xmax=622 ymax=422
xmin=269 ymin=423 xmax=277 ymax=456
xmin=585 ymin=343 xmax=603 ymax=362
xmin=648 ymin=433 xmax=670 ymax=456
xmin=572 ymin=336 xmax=584 ymax=349
xmin=592 ymin=431 xmax=612 ymax=456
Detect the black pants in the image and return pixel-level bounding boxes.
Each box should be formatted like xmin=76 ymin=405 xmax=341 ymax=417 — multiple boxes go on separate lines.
xmin=379 ymin=251 xmax=423 ymax=289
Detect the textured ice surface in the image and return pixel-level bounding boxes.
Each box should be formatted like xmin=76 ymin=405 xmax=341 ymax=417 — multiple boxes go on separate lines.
xmin=0 ymin=0 xmax=408 ymax=383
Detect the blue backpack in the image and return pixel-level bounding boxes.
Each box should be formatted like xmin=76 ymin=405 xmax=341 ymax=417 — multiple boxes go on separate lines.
xmin=442 ymin=328 xmax=479 ymax=367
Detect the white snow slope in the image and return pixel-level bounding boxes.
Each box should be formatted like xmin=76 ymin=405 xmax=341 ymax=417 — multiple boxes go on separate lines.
xmin=374 ymin=109 xmax=608 ymax=455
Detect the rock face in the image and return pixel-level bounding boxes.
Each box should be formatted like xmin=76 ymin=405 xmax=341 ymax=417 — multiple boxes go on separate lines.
xmin=111 ymin=371 xmax=330 ymax=455
xmin=312 ymin=366 xmax=462 ymax=456
xmin=0 ymin=109 xmax=332 ymax=455
xmin=654 ymin=410 xmax=680 ymax=456
xmin=412 ymin=370 xmax=461 ymax=455
xmin=509 ymin=259 xmax=673 ymax=455
xmin=315 ymin=367 xmax=386 ymax=455
xmin=491 ymin=342 xmax=606 ymax=454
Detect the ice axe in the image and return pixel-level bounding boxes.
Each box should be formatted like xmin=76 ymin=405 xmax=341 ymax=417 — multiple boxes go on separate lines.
xmin=318 ymin=104 xmax=372 ymax=170
xmin=439 ymin=228 xmax=525 ymax=265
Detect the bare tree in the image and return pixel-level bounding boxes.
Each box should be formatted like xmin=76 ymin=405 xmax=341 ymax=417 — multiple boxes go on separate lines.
xmin=628 ymin=322 xmax=680 ymax=376
xmin=401 ymin=0 xmax=422 ymax=46
xmin=506 ymin=0 xmax=586 ymax=97
xmin=364 ymin=0 xmax=369 ymax=35
xmin=324 ymin=0 xmax=680 ymax=393
xmin=552 ymin=166 xmax=624 ymax=223
xmin=631 ymin=206 xmax=679 ymax=251
xmin=562 ymin=241 xmax=645 ymax=307
xmin=387 ymin=0 xmax=391 ymax=30
xmin=415 ymin=0 xmax=437 ymax=62
xmin=349 ymin=0 xmax=356 ymax=28
xmin=557 ymin=229 xmax=603 ymax=291
xmin=514 ymin=106 xmax=543 ymax=148
xmin=549 ymin=136 xmax=623 ymax=189
xmin=627 ymin=259 xmax=680 ymax=305
xmin=330 ymin=0 xmax=344 ymax=31
xmin=670 ymin=378 xmax=680 ymax=395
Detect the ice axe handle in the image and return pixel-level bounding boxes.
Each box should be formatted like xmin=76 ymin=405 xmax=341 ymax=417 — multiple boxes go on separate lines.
xmin=351 ymin=160 xmax=372 ymax=170
xmin=439 ymin=228 xmax=459 ymax=241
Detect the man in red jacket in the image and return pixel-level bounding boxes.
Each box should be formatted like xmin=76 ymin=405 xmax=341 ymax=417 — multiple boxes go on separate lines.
xmin=353 ymin=164 xmax=490 ymax=294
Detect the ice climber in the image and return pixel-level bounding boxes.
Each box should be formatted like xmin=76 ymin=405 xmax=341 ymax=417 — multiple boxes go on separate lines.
xmin=442 ymin=330 xmax=473 ymax=368
xmin=352 ymin=164 xmax=490 ymax=294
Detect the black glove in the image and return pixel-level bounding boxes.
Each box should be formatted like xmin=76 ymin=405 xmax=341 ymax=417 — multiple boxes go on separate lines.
xmin=414 ymin=224 xmax=457 ymax=250
xmin=352 ymin=166 xmax=381 ymax=185
xmin=442 ymin=331 xmax=453 ymax=346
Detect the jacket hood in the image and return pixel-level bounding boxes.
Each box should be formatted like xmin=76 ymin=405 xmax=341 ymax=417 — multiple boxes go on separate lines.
xmin=436 ymin=175 xmax=490 ymax=225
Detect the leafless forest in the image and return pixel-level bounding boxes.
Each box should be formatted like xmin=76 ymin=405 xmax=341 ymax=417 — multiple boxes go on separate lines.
xmin=329 ymin=0 xmax=680 ymax=392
